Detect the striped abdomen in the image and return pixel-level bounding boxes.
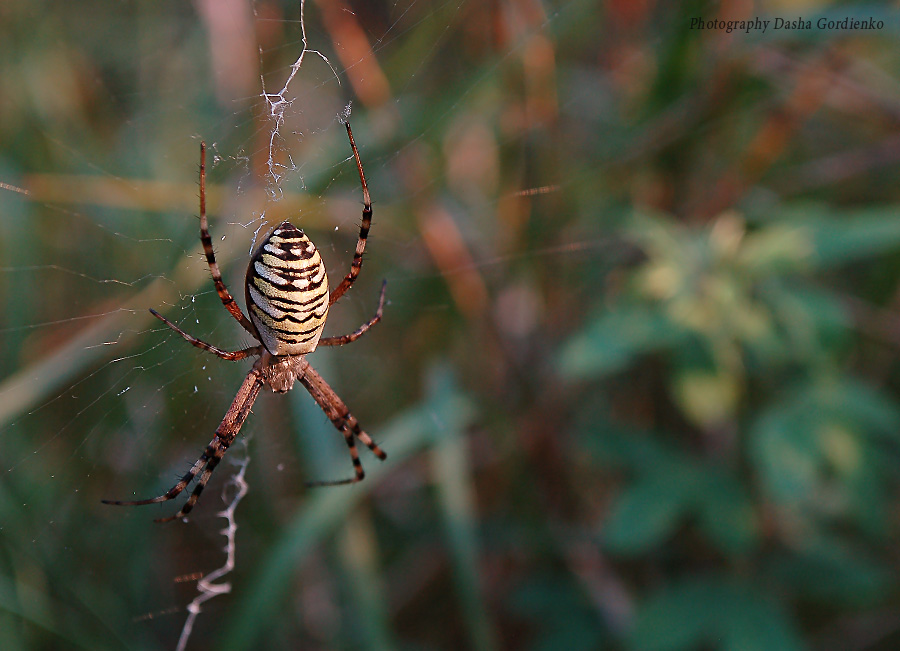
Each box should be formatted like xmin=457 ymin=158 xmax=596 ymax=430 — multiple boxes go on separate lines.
xmin=245 ymin=221 xmax=329 ymax=356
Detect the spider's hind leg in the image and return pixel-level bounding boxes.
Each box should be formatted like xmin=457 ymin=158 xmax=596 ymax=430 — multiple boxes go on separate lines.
xmin=305 ymin=425 xmax=365 ymax=487
xmin=102 ymin=368 xmax=264 ymax=522
xmin=102 ymin=435 xmax=235 ymax=522
xmin=299 ymin=365 xmax=387 ymax=487
xmin=101 ymin=445 xmax=213 ymax=512
xmin=153 ymin=444 xmax=226 ymax=523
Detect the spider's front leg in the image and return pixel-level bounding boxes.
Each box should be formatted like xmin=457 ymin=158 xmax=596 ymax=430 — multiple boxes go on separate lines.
xmin=149 ymin=308 xmax=262 ymax=361
xmin=328 ymin=122 xmax=373 ymax=306
xmin=102 ymin=368 xmax=264 ymax=522
xmin=318 ymin=279 xmax=387 ymax=347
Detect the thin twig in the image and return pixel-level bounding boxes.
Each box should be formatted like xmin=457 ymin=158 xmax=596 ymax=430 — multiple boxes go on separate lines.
xmin=175 ymin=438 xmax=252 ymax=651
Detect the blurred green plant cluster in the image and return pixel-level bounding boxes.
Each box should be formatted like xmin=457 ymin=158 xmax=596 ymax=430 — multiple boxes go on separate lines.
xmin=561 ymin=208 xmax=900 ymax=649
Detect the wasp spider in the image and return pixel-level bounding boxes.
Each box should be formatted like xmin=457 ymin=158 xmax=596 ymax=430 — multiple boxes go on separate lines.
xmin=103 ymin=123 xmax=386 ymax=522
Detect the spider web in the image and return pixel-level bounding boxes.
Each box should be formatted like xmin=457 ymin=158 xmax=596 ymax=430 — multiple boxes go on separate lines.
xmin=172 ymin=6 xmax=347 ymax=643
xmin=0 ymin=0 xmax=578 ymax=647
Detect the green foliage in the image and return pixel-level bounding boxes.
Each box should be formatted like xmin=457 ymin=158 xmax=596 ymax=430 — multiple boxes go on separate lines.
xmin=510 ymin=575 xmax=607 ymax=651
xmin=632 ymin=577 xmax=805 ymax=651
xmin=559 ymin=305 xmax=688 ymax=379
xmin=561 ymin=205 xmax=900 ymax=647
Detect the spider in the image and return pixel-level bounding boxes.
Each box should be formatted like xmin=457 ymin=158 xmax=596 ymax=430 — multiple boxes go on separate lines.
xmin=103 ymin=122 xmax=386 ymax=523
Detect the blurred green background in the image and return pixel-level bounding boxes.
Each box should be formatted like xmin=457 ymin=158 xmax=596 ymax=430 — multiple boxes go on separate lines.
xmin=2 ymin=0 xmax=900 ymax=649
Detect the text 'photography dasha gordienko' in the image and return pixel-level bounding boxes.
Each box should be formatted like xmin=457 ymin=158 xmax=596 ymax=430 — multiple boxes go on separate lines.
xmin=689 ymin=16 xmax=885 ymax=35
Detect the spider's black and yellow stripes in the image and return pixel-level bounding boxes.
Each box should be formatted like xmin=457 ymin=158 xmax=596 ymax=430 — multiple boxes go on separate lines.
xmin=246 ymin=223 xmax=330 ymax=356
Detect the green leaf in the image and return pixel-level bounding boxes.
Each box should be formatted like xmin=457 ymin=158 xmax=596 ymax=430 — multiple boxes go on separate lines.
xmin=575 ymin=408 xmax=682 ymax=474
xmin=737 ymin=224 xmax=814 ymax=276
xmin=766 ymin=535 xmax=891 ymax=605
xmin=718 ymin=587 xmax=805 ymax=651
xmin=632 ymin=577 xmax=804 ymax=651
xmin=759 ymin=281 xmax=852 ymax=359
xmin=559 ymin=306 xmax=686 ymax=379
xmin=694 ymin=471 xmax=759 ymax=556
xmin=808 ymin=208 xmax=900 ymax=269
xmin=822 ymin=378 xmax=900 ymax=441
xmin=603 ymin=470 xmax=692 ymax=554
xmin=631 ymin=579 xmax=711 ymax=651
xmin=510 ymin=576 xmax=607 ymax=651
xmin=749 ymin=397 xmax=820 ymax=504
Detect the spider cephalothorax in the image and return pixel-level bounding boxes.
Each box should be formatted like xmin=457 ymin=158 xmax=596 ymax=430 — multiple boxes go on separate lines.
xmin=103 ymin=123 xmax=386 ymax=522
xmin=257 ymin=350 xmax=306 ymax=393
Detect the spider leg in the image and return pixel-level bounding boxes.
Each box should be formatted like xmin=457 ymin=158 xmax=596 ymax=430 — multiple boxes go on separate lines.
xmin=196 ymin=141 xmax=258 ymax=336
xmin=149 ymin=308 xmax=262 ymax=361
xmin=102 ymin=443 xmax=216 ymax=508
xmin=154 ymin=442 xmax=226 ymax=523
xmin=102 ymin=368 xmax=263 ymax=521
xmin=305 ymin=425 xmax=364 ymax=487
xmin=318 ymin=279 xmax=386 ymax=347
xmin=328 ymin=122 xmax=372 ymax=307
xmin=299 ymin=365 xmax=386 ymax=486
